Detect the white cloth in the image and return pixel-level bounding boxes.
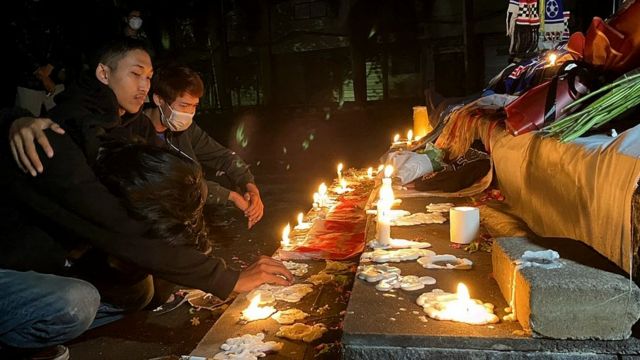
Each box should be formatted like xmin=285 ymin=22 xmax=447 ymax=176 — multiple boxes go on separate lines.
xmin=384 ymin=151 xmax=433 ymax=185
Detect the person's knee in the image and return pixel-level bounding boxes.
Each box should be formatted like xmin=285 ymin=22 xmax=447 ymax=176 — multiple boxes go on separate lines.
xmin=56 ymin=279 xmax=100 ymax=338
xmin=0 ymin=276 xmax=100 ymax=348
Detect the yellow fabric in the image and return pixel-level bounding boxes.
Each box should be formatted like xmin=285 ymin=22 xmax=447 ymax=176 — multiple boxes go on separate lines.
xmin=480 ymin=121 xmax=640 ymax=274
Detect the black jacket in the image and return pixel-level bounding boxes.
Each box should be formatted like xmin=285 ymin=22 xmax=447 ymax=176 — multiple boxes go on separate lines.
xmin=116 ymin=113 xmax=255 ymax=205
xmin=0 ymin=76 xmax=239 ymax=299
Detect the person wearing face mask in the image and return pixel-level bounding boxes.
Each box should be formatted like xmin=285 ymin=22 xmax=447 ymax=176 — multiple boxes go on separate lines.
xmin=137 ymin=65 xmax=265 ymax=229
xmin=7 ymin=64 xmax=265 ymax=229
xmin=123 ymin=9 xmax=147 ymax=41
xmin=0 ymin=40 xmax=292 ymax=357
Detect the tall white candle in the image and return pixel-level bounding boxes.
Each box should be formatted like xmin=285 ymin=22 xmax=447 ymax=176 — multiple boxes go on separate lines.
xmin=376 ymin=206 xmax=391 ymax=246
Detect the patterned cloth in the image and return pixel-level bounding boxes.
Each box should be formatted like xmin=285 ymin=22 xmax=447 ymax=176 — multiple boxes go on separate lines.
xmin=506 ymin=0 xmax=570 ymax=56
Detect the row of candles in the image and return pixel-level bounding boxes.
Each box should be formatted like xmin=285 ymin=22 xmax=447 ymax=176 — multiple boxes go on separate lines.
xmin=393 ymin=129 xmax=415 ymax=147
xmin=281 ymin=162 xmax=381 ymax=250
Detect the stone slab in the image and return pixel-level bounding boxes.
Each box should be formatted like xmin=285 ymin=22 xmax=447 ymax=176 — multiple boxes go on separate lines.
xmin=343 ymin=197 xmax=640 ymax=358
xmin=190 ymin=260 xmax=349 ymax=359
xmin=492 ymin=237 xmax=640 ymax=340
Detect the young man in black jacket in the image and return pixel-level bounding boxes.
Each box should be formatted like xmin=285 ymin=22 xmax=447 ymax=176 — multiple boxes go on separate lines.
xmin=0 ymin=38 xmax=292 ymax=353
xmin=127 ymin=65 xmax=264 ymax=228
xmin=11 ymin=66 xmax=265 ymax=229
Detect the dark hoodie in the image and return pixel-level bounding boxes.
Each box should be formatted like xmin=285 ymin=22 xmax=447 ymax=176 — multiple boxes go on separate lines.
xmin=0 ymin=75 xmax=239 ymax=299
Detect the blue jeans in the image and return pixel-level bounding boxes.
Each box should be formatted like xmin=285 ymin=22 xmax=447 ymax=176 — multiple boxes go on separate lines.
xmin=0 ymin=269 xmax=123 ymax=349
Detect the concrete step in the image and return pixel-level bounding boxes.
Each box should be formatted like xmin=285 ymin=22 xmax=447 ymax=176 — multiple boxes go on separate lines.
xmin=492 ymin=237 xmax=640 ymax=340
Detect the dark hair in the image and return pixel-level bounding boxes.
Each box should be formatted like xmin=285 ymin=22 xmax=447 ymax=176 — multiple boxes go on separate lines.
xmin=94 ymin=143 xmax=207 ymax=247
xmin=92 ymin=37 xmax=151 ymax=71
xmin=152 ymin=65 xmax=204 ymax=104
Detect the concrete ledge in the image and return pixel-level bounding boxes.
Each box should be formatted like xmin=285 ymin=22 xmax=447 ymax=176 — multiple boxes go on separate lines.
xmin=344 ymin=346 xmax=616 ymax=360
xmin=492 ymin=237 xmax=640 ymax=340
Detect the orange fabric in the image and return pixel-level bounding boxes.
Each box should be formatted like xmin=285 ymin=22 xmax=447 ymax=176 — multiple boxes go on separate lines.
xmin=581 ymin=1 xmax=640 ymax=73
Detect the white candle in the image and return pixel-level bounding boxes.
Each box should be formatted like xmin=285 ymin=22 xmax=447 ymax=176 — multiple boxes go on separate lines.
xmin=295 ymin=212 xmax=312 ymax=231
xmin=318 ymin=183 xmax=327 ymax=207
xmin=377 ymin=164 xmax=384 ymax=173
xmin=312 ymin=192 xmax=320 ymax=210
xmin=376 ymin=205 xmax=391 ymax=246
xmin=242 ymin=294 xmax=276 ymax=321
xmin=337 ymin=163 xmax=343 ymax=181
xmin=384 ymin=165 xmax=393 ymax=178
xmin=281 ymin=223 xmax=291 ymax=249
xmin=367 ymin=167 xmax=373 ymax=178
xmin=407 ymin=129 xmax=413 ymax=145
xmin=393 ymin=133 xmax=400 ymax=144
xmin=449 ymin=207 xmax=480 ymax=245
xmin=416 ymin=283 xmax=499 ymax=325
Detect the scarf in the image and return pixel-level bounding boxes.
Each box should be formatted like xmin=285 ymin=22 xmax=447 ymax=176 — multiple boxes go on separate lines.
xmin=507 ymin=0 xmax=571 ymax=55
xmin=507 ymin=0 xmax=540 ymax=58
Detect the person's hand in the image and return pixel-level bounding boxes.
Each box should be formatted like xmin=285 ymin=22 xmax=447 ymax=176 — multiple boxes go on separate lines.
xmin=228 ymin=191 xmax=249 ymax=212
xmin=33 ymin=64 xmax=54 ymax=79
xmin=243 ymin=183 xmax=264 ymax=229
xmin=232 ymin=256 xmax=293 ymax=293
xmin=40 ymin=76 xmax=56 ymax=95
xmin=9 ymin=117 xmax=65 ymax=176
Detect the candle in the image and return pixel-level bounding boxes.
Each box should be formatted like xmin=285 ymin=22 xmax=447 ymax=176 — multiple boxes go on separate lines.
xmin=376 ymin=201 xmax=391 ymax=246
xmin=318 ymin=183 xmax=327 ymax=207
xmin=367 ymin=167 xmax=373 ymax=178
xmin=416 ymin=283 xmax=499 ymax=325
xmin=393 ymin=133 xmax=400 ymax=144
xmin=312 ymin=192 xmax=320 ymax=210
xmin=413 ymin=106 xmax=432 ymax=138
xmin=548 ymin=52 xmax=557 ymax=66
xmin=377 ymin=164 xmax=384 ymax=173
xmin=281 ymin=223 xmax=291 ymax=249
xmin=295 ymin=212 xmax=312 ymax=230
xmin=407 ymin=129 xmax=413 ymax=145
xmin=449 ymin=207 xmax=480 ymax=245
xmin=384 ymin=165 xmax=393 ymax=178
xmin=340 ymin=179 xmax=348 ymax=191
xmin=241 ymin=294 xmax=276 ymax=321
xmin=337 ymin=163 xmax=343 ymax=181
xmin=376 ymin=173 xmax=395 ymax=246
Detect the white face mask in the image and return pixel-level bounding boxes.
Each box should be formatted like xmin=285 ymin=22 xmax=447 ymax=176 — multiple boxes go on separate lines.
xmin=159 ymin=103 xmax=194 ymax=132
xmin=128 ymin=16 xmax=143 ymax=30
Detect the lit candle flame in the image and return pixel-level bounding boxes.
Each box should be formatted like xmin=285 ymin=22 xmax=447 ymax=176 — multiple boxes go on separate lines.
xmin=340 ymin=179 xmax=348 ymax=190
xmin=457 ymin=283 xmax=470 ymax=303
xmin=407 ymin=129 xmax=413 ymax=144
xmin=393 ymin=134 xmax=400 ymax=143
xmin=548 ymin=52 xmax=557 ymax=66
xmin=319 ymin=183 xmax=327 ymax=196
xmin=384 ymin=165 xmax=393 ymax=178
xmin=297 ymin=212 xmax=304 ymax=227
xmin=377 ymin=164 xmax=384 ymax=173
xmin=367 ymin=167 xmax=373 ymax=178
xmin=242 ymin=294 xmax=276 ymax=321
xmin=281 ymin=223 xmax=291 ymax=248
xmin=337 ymin=163 xmax=343 ymax=179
